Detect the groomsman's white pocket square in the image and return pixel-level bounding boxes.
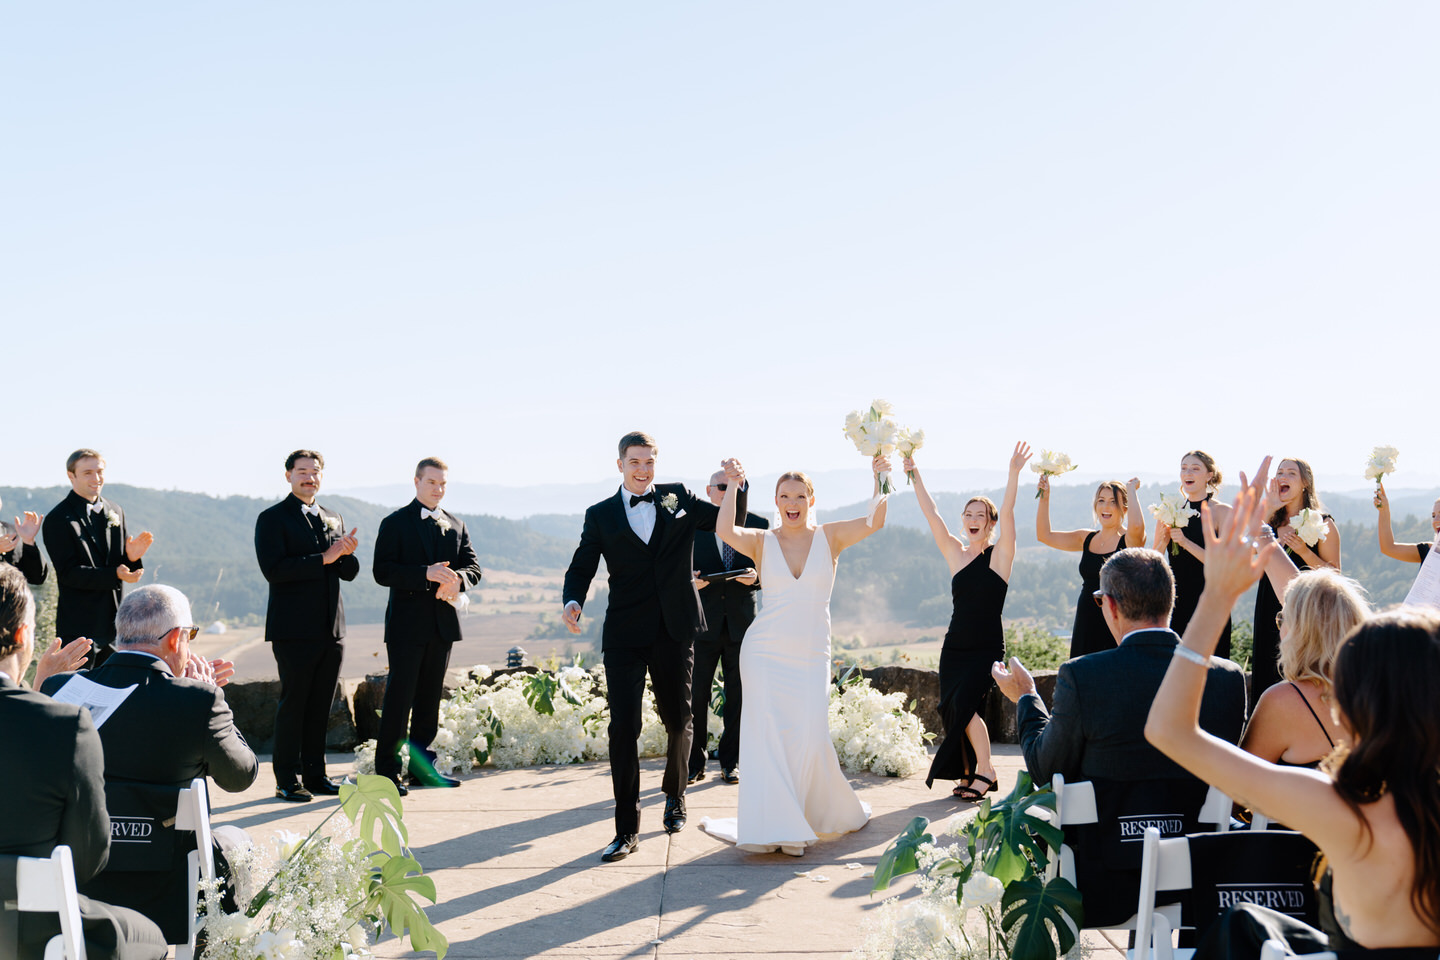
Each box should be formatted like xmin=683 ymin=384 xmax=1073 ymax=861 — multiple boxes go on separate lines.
xmin=676 ymin=509 xmax=687 ymax=518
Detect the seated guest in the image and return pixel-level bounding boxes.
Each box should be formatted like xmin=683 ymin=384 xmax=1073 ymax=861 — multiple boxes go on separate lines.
xmin=1147 ymin=461 xmax=1440 ymax=957
xmin=0 ymin=497 xmax=47 ymax=585
xmin=0 ymin=564 xmax=166 ymax=960
xmin=41 ymin=583 xmax=256 ymax=944
xmin=1241 ymin=570 xmax=1368 ymax=769
xmin=991 ymin=547 xmax=1247 ymax=928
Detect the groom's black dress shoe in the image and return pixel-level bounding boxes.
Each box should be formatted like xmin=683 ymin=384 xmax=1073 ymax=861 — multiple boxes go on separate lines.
xmin=663 ymin=795 xmax=687 ymax=834
xmin=275 ymin=783 xmax=313 ymax=803
xmin=721 ymin=767 xmax=740 ymax=785
xmin=303 ymin=776 xmax=343 ymax=796
xmin=381 ymin=775 xmax=409 ymax=797
xmin=601 ymin=834 xmax=639 ymax=862
xmin=687 ymin=768 xmax=707 ymax=785
xmin=407 ymin=772 xmax=461 ymax=789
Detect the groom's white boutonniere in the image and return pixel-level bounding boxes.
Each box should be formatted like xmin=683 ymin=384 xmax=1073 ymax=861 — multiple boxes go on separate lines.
xmin=323 ymin=515 xmax=341 ymax=534
xmin=660 ymin=493 xmax=679 ymax=514
xmin=434 ymin=514 xmax=452 ymax=534
xmin=105 ymin=508 xmax=121 ymax=528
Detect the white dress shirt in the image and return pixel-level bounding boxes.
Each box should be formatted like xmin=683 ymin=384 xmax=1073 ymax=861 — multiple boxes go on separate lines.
xmin=621 ymin=484 xmax=657 ymax=544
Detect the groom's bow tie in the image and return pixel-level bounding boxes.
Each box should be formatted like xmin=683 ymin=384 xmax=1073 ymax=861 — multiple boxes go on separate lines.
xmin=87 ymin=501 xmax=105 ymax=514
xmin=420 ymin=507 xmax=442 ymax=520
xmin=300 ymin=504 xmax=320 ymax=517
xmin=628 ymin=493 xmax=654 ymax=507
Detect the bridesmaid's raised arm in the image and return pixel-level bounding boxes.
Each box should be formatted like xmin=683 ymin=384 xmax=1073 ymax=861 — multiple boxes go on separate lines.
xmin=906 ymin=455 xmax=965 ymax=571
xmin=991 ymin=442 xmax=1031 ymax=582
xmin=1125 ymin=477 xmax=1148 ymax=547
xmin=1036 ymin=473 xmax=1090 ymax=551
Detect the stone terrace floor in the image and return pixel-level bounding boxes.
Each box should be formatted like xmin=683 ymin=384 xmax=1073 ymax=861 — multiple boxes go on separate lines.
xmin=212 ymin=744 xmax=1128 ymax=960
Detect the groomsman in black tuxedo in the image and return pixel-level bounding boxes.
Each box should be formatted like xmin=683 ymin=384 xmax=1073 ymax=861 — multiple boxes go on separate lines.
xmin=255 ymin=449 xmax=361 ymax=802
xmin=0 ymin=495 xmax=48 ymax=585
xmin=562 ymin=432 xmax=747 ymax=862
xmin=372 ymin=457 xmax=482 ymax=795
xmin=688 ymin=469 xmax=767 ymax=786
xmin=41 ymin=449 xmax=154 ymax=668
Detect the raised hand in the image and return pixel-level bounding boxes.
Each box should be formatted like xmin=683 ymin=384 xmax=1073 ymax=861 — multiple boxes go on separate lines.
xmin=1199 ymin=461 xmax=1277 ymax=604
xmin=990 ymin=656 xmax=1037 ymax=702
xmin=15 ymin=511 xmax=42 ymax=542
xmin=33 ymin=637 xmax=92 ymax=688
xmin=1036 ymin=474 xmax=1050 ymax=498
xmin=873 ymin=455 xmax=892 ymax=476
xmin=1127 ymin=478 xmax=1141 ymax=497
xmin=116 ymin=564 xmax=143 ymax=584
xmin=125 ymin=530 xmax=154 ymax=562
xmin=1374 ymin=481 xmax=1389 ymax=511
xmin=1009 ymin=442 xmax=1033 ymax=475
xmin=722 ymin=458 xmax=745 ymax=485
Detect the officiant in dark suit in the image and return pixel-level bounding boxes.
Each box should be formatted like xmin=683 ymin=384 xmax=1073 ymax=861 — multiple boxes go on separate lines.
xmin=255 ymin=449 xmax=360 ymax=801
xmin=0 ymin=497 xmax=48 ymax=585
xmin=372 ymin=457 xmax=482 ymax=795
xmin=688 ymin=468 xmax=767 ymax=786
xmin=41 ymin=449 xmax=154 ymax=668
xmin=562 ymin=432 xmax=747 ymax=862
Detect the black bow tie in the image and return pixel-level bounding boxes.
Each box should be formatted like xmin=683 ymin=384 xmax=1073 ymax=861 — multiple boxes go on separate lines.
xmin=629 ymin=493 xmax=654 ymax=507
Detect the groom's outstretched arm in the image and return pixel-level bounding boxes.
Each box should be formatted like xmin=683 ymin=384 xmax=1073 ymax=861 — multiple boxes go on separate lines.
xmin=562 ymin=507 xmax=604 ymax=610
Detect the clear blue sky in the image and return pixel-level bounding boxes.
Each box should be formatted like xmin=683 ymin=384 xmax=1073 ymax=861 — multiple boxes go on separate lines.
xmin=6 ymin=3 xmax=1437 ymax=503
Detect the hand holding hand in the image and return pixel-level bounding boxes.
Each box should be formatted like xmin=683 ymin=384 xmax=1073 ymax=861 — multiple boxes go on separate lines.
xmin=722 ymin=458 xmax=745 ymax=485
xmin=116 ymin=564 xmax=143 ymax=584
xmin=33 ymin=637 xmax=92 ymax=689
xmin=15 ymin=511 xmax=42 ymax=542
xmin=209 ymin=658 xmax=236 ymax=687
xmin=125 ymin=530 xmax=154 ymax=562
xmin=1009 ymin=442 xmax=1033 ymax=475
xmin=426 ymin=561 xmax=459 ymax=586
xmin=990 ymin=657 xmax=1036 ymax=703
xmin=561 ymin=601 xmax=583 ymax=635
xmin=436 ymin=581 xmax=460 ymax=602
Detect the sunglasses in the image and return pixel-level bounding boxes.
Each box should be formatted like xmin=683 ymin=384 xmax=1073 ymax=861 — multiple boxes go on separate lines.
xmin=1092 ymin=590 xmax=1108 ymax=608
xmin=711 ymin=483 xmax=728 ymax=491
xmin=157 ymin=625 xmax=201 ymax=643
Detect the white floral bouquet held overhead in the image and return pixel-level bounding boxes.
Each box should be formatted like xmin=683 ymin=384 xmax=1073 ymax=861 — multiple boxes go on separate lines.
xmin=1150 ymin=493 xmax=1199 ymax=555
xmin=1029 ymin=450 xmax=1078 ymax=499
xmin=843 ymin=399 xmax=915 ymax=495
xmin=898 ymin=428 xmax=925 ymax=485
xmin=1365 ymin=445 xmax=1399 ymax=490
xmin=1291 ymin=508 xmax=1328 ymax=548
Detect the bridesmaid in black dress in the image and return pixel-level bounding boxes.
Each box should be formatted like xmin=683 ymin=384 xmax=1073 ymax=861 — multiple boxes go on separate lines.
xmin=1252 ymin=458 xmax=1341 ymax=698
xmin=1374 ymin=482 xmax=1440 ymax=566
xmin=1036 ymin=475 xmax=1147 ymax=658
xmin=1154 ymin=450 xmax=1234 ymax=659
xmin=908 ymin=442 xmax=1030 ymax=801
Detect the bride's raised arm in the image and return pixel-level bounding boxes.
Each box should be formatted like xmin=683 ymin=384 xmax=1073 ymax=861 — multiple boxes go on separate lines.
xmin=827 ymin=455 xmax=891 ymax=555
xmin=718 ymin=459 xmax=767 ymax=562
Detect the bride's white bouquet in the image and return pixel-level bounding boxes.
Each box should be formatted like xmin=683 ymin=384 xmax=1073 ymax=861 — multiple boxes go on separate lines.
xmin=1291 ymin=507 xmax=1328 ymax=548
xmin=1029 ymin=449 xmax=1078 ymax=499
xmin=1150 ymin=493 xmax=1199 ymax=555
xmin=1365 ymin=445 xmax=1399 ymax=489
xmin=843 ymin=399 xmax=905 ymax=494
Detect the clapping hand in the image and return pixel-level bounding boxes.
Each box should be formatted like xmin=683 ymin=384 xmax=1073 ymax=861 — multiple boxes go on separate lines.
xmin=184 ymin=651 xmax=217 ymax=685
xmin=0 ymin=530 xmax=14 ymax=555
xmin=323 ymin=527 xmax=360 ymax=564
xmin=209 ymin=658 xmax=236 ymax=687
xmin=125 ymin=530 xmax=154 ymax=563
xmin=990 ymin=657 xmax=1036 ymax=703
xmin=427 ymin=561 xmax=460 ymax=589
xmin=116 ymin=564 xmax=143 ymax=583
xmin=15 ymin=511 xmax=41 ymax=542
xmin=32 ymin=637 xmax=92 ymax=689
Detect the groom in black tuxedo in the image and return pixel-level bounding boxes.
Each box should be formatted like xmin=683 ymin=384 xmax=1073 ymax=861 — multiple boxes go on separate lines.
xmin=254 ymin=449 xmax=360 ymax=801
xmin=372 ymin=457 xmax=482 ymax=795
xmin=562 ymin=431 xmax=746 ymax=861
xmin=41 ymin=449 xmax=154 ymax=668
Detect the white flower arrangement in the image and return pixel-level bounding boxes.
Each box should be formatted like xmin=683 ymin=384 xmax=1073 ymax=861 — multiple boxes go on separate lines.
xmin=1149 ymin=493 xmax=1199 ymax=555
xmin=843 ymin=399 xmax=912 ymax=494
xmin=105 ymin=508 xmax=121 ymax=528
xmin=1291 ymin=508 xmax=1328 ymax=548
xmin=1029 ymin=450 xmax=1078 ymax=499
xmin=828 ymin=678 xmax=933 ymax=778
xmin=660 ymin=492 xmax=680 ymax=514
xmin=898 ymin=428 xmax=926 ymax=485
xmin=1365 ymin=445 xmax=1399 ymax=488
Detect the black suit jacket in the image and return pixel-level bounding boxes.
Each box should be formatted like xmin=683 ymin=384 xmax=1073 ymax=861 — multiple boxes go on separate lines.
xmin=0 ymin=674 xmax=110 ymax=879
xmin=693 ymin=511 xmax=768 ymax=637
xmin=1 ymin=520 xmax=48 ymax=585
xmin=41 ymin=652 xmax=259 ymax=793
xmin=254 ymin=494 xmax=360 ymax=642
xmin=372 ymin=500 xmax=482 ymax=645
xmin=41 ymin=491 xmax=143 ymax=643
xmin=1017 ymin=627 xmax=1247 ymax=786
xmin=562 ymin=483 xmax=747 ymax=649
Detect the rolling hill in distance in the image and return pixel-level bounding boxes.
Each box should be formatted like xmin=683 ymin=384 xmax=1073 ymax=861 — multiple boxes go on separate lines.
xmin=3 ymin=482 xmax=1435 ymax=637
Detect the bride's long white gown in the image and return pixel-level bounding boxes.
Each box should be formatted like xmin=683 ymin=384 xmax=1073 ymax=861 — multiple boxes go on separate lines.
xmin=700 ymin=527 xmax=871 ymax=854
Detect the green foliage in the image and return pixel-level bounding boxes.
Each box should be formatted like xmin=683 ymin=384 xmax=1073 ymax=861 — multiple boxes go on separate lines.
xmin=967 ymin=773 xmax=1062 ymax=886
xmin=1004 ymin=624 xmax=1070 ymax=672
xmin=342 ymin=771 xmax=410 ymax=857
xmin=521 ymin=671 xmax=584 ymax=716
xmin=871 ymin=816 xmax=934 ymax=892
xmin=1229 ymin=618 xmax=1254 ymax=672
xmin=1002 ymin=876 xmax=1084 ymax=960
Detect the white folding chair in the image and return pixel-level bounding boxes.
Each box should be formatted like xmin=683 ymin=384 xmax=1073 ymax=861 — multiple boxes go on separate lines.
xmin=14 ymin=845 xmax=87 ymax=960
xmin=173 ymin=778 xmax=215 ymax=960
xmin=1258 ymin=939 xmax=1335 ymax=960
xmin=1047 ymin=775 xmax=1229 ymax=942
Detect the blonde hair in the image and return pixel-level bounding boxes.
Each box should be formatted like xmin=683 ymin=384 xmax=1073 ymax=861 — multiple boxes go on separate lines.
xmin=1182 ymin=449 xmax=1223 ymax=491
xmin=963 ymin=496 xmax=999 ymax=544
xmin=1093 ymin=481 xmax=1129 ymax=524
xmin=1279 ymin=569 xmax=1371 ymax=688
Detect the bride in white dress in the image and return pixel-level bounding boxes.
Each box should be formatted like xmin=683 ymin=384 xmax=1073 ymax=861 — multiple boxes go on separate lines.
xmin=699 ymin=457 xmax=890 ymax=855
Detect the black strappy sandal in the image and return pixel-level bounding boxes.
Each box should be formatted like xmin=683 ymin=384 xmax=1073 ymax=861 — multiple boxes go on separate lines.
xmin=952 ymin=774 xmax=998 ymax=802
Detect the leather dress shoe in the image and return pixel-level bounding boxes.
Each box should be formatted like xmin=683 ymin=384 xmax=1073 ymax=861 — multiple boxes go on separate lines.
xmin=275 ymin=783 xmax=313 ymax=803
xmin=721 ymin=767 xmax=740 ymax=785
xmin=601 ymin=834 xmax=638 ymax=862
xmin=407 ymin=772 xmax=461 ymax=789
xmin=663 ymin=794 xmax=687 ymax=834
xmin=687 ymin=768 xmax=707 ymax=785
xmin=303 ymin=776 xmax=343 ymax=796
xmin=381 ymin=775 xmax=408 ymax=797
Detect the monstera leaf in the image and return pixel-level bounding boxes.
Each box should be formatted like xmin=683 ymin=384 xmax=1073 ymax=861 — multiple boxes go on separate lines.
xmin=871 ymin=816 xmax=933 ymax=892
xmin=523 ymin=673 xmax=560 ymax=715
xmin=1000 ymin=875 xmax=1083 ymax=960
xmin=367 ymin=853 xmax=448 ymax=959
xmin=974 ymin=772 xmax=1062 ymax=885
xmin=341 ymin=774 xmax=410 ymax=858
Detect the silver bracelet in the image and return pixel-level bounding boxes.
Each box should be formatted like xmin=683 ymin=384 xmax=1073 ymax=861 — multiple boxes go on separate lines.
xmin=1172 ymin=645 xmax=1210 ymax=667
